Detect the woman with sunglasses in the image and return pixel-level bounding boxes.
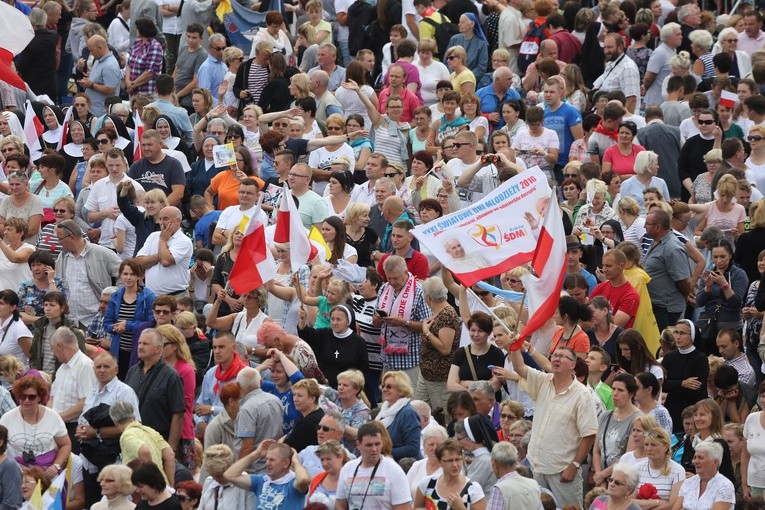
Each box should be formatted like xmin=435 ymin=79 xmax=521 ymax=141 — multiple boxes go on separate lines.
xmin=205 ymin=146 xmax=264 ymax=211
xmin=222 ymin=47 xmax=245 ymax=117
xmin=36 ymin=197 xmax=78 ymax=258
xmin=0 ymin=375 xmax=71 ymax=477
xmin=588 ymin=463 xmax=641 ymax=510
xmin=0 ymin=171 xmax=42 ymax=245
xmin=307 ymin=114 xmax=356 ymax=196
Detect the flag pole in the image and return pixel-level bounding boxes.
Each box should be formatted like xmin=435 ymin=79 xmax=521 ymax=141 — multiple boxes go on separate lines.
xmin=466 ymin=287 xmax=517 ymax=337
xmin=510 ymin=288 xmax=527 ymax=336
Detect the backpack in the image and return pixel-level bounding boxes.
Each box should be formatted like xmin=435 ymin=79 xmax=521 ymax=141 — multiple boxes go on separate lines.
xmin=421 ymin=15 xmax=459 ymax=61
xmin=518 ymin=20 xmax=547 ymax=74
xmin=348 ymin=0 xmax=377 ymax=57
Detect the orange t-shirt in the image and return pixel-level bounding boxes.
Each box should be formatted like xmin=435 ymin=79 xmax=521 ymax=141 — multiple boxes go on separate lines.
xmin=548 ymin=326 xmax=590 ymax=355
xmin=209 ymin=171 xmax=265 ymax=210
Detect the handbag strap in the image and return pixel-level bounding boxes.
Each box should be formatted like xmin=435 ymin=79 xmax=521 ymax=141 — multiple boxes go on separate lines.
xmin=465 ymin=345 xmax=478 ymax=381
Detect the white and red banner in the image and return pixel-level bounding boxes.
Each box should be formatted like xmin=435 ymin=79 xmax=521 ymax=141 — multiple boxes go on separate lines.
xmin=273 ymin=183 xmax=318 ymax=269
xmin=23 ymin=100 xmax=43 ymax=160
xmin=228 ymin=197 xmax=276 ymax=294
xmin=133 ymin=111 xmax=144 ymax=162
xmin=513 ymin=192 xmax=567 ymax=348
xmin=411 ymin=166 xmax=552 ymax=287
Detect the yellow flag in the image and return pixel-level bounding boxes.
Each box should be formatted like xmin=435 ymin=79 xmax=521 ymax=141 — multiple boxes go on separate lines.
xmin=309 ymin=226 xmax=330 ymax=258
xmin=238 ymin=215 xmax=250 ymax=234
xmin=216 ymin=0 xmax=232 ymax=21
xmin=29 ymin=480 xmax=42 ymax=510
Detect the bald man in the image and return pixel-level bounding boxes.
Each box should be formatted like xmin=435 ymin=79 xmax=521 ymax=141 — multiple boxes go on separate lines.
xmin=136 ymin=206 xmax=193 ymax=297
xmin=79 ymin=35 xmax=121 ymax=116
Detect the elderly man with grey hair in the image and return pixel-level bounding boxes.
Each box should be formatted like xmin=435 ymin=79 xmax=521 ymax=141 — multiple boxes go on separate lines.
xmin=488 ymin=442 xmax=543 ymax=510
xmin=644 ymin=23 xmax=684 ymax=106
xmin=469 ymin=380 xmax=501 ymax=430
xmin=234 ymin=367 xmax=283 ymax=472
xmin=477 ymin=66 xmax=521 ymax=130
xmin=135 ymin=206 xmax=193 ymax=297
xmin=299 ymin=410 xmax=356 ymax=476
xmin=197 ymin=33 xmax=228 ymax=106
xmin=50 ymin=326 xmax=97 ymax=455
xmin=308 ymin=43 xmax=346 ymax=91
xmin=308 ymin=69 xmax=343 ymax=125
xmin=110 ymin=400 xmax=176 ymax=485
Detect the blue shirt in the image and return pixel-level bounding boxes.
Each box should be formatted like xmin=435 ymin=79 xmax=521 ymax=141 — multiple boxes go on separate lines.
xmin=262 ymin=371 xmax=304 ymax=435
xmin=194 ymin=209 xmax=222 ymax=247
xmin=15 ymin=1 xmax=30 ymax=14
xmin=476 ymin=84 xmax=520 ymax=129
xmin=147 ymin=98 xmax=194 ymax=140
xmin=87 ymin=53 xmax=122 ymax=116
xmin=249 ymin=474 xmax=305 ymax=509
xmin=197 ymin=56 xmax=227 ymax=106
xmin=544 ymin=101 xmax=582 ymax=166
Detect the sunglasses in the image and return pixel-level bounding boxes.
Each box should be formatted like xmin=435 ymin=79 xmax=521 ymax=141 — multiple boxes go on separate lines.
xmin=446 ymin=55 xmax=458 ymax=60
xmin=474 ymin=290 xmax=490 ymax=296
xmin=452 ymin=142 xmax=472 ymax=148
xmin=607 ymin=478 xmax=627 ymax=487
xmin=384 ymin=173 xmax=400 ymax=177
xmin=563 ymin=173 xmax=579 ymax=178
xmin=176 ymin=495 xmax=190 ymax=503
xmin=500 ymin=413 xmax=517 ymax=419
xmin=53 ymin=209 xmax=68 ymax=214
xmin=749 ymin=135 xmax=764 ymax=142
xmin=19 ymin=394 xmax=38 ymax=401
xmin=316 ymin=424 xmax=335 ymax=432
xmin=97 ymin=139 xmax=110 ymax=144
xmin=154 ymin=309 xmax=173 ymax=315
xmin=697 ymin=119 xmax=715 ymax=125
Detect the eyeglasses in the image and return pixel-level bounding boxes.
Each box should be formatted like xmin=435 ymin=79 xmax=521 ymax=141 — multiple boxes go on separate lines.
xmin=563 ymin=173 xmax=579 ymax=178
xmin=437 ymin=194 xmax=449 ymax=199
xmin=97 ymin=138 xmax=110 ymax=144
xmin=446 ymin=55 xmax=458 ymax=60
xmin=697 ymin=119 xmax=715 ymax=125
xmin=316 ymin=424 xmax=335 ymax=432
xmin=724 ymin=38 xmax=738 ymax=42
xmin=382 ymin=384 xmax=396 ymax=390
xmin=154 ymin=309 xmax=173 ymax=315
xmin=551 ymin=353 xmax=576 ymax=361
xmin=749 ymin=135 xmax=764 ymax=142
xmin=227 ymin=134 xmax=242 ymax=139
xmin=326 ymin=126 xmax=344 ymax=131
xmin=53 ymin=209 xmax=68 ymax=214
xmin=444 ymin=145 xmax=457 ymax=151
xmin=474 ymin=290 xmax=490 ymax=296
xmin=606 ymin=478 xmax=627 ymax=487
xmin=384 ymin=173 xmax=400 ymax=177
xmin=452 ymin=142 xmax=472 ymax=148
xmin=19 ymin=393 xmax=38 ymax=401
xmin=273 ymin=122 xmax=289 ymax=128
xmin=500 ymin=413 xmax=517 ymax=420
xmin=175 ymin=495 xmax=190 ymax=503
xmin=213 ymin=45 xmax=226 ymax=51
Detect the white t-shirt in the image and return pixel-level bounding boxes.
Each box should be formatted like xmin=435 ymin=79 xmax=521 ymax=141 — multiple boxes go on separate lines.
xmin=336 ymin=457 xmax=412 ymax=509
xmin=114 ymin=214 xmax=137 ymax=259
xmin=308 ymin=144 xmax=356 ymax=196
xmin=0 ymin=406 xmax=67 ymax=457
xmin=84 ymin=174 xmax=144 ymax=249
xmin=679 ymin=117 xmax=700 ymax=141
xmin=511 ymin=127 xmax=559 ymax=178
xmin=0 ymin=317 xmax=31 ymax=368
xmin=401 ymin=0 xmax=420 ymax=41
xmin=677 ymin=473 xmax=735 ymax=510
xmin=136 ymin=229 xmax=193 ymax=295
xmin=744 ymin=412 xmax=765 ymax=488
xmin=636 ymin=460 xmax=684 ymax=501
xmin=335 ymin=0 xmax=353 ymax=42
xmin=217 ymin=205 xmax=269 ymax=232
xmin=470 ymin=116 xmax=490 ymax=142
xmin=405 ymin=459 xmax=441 ymax=499
xmin=415 ymin=61 xmax=451 ymax=106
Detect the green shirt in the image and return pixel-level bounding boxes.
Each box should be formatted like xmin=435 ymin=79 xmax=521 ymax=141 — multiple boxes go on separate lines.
xmin=593 ymin=380 xmax=614 ymax=411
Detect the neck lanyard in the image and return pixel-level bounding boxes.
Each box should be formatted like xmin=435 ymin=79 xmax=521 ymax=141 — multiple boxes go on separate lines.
xmin=350 ymin=459 xmax=381 ymax=508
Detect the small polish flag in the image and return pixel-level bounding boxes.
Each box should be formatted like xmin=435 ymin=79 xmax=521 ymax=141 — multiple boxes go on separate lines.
xmin=56 ymin=106 xmax=73 ymax=151
xmin=720 ymin=90 xmax=738 ymax=108
xmin=133 ymin=111 xmax=144 ymax=161
xmin=23 ymin=101 xmax=43 ymax=160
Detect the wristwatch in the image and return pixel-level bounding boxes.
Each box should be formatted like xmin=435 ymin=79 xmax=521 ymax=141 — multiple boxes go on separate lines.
xmin=572 ymin=460 xmax=581 ymax=468
xmin=53 ymin=463 xmax=62 ymax=472
xmin=406 ymin=320 xmax=411 ymax=328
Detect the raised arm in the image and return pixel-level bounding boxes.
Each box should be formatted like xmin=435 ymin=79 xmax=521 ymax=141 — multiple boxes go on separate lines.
xmin=341 ymin=80 xmax=383 ymax=127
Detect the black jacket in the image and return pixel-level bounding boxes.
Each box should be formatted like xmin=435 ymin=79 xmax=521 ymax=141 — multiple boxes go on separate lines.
xmin=17 ymin=29 xmax=59 ymax=100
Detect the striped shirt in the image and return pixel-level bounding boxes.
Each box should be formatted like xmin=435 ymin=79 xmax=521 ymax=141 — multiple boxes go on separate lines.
xmin=247 ymin=63 xmax=269 ymax=103
xmin=636 ymin=459 xmax=685 ymax=500
xmin=118 ymin=298 xmax=137 ymax=352
xmin=353 ymin=294 xmax=383 ymax=372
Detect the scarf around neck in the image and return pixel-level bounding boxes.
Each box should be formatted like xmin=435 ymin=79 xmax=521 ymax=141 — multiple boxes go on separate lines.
xmin=214 ymin=354 xmax=246 ymax=393
xmin=378 ymin=273 xmax=417 ymax=354
xmin=377 ymin=397 xmax=411 ymax=427
xmin=594 ymin=120 xmax=619 ymax=141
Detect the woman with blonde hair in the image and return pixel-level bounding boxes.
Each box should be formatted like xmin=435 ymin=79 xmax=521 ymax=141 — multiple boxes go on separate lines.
xmin=615 ymin=196 xmax=647 ymax=246
xmin=289 ymin=73 xmax=312 ymax=106
xmin=377 ymin=371 xmax=421 ymax=461
xmin=91 ymin=464 xmax=135 ymax=510
xmin=322 ymin=368 xmax=371 ymax=452
xmin=344 ymin=202 xmax=378 ymax=268
xmin=157 ymin=324 xmax=196 ymax=469
xmin=295 ymin=23 xmax=319 ymax=72
xmin=222 ymin=46 xmax=244 ymax=116
xmin=562 ymin=64 xmax=588 ymax=113
xmin=691 ymin=149 xmax=724 ymax=205
xmin=307 ymin=439 xmax=350 ymax=507
xmin=573 ymin=179 xmax=618 ymax=235
xmin=117 ymin=182 xmax=168 ymax=254
xmin=199 ymin=444 xmax=251 ymax=508
xmin=445 ymin=46 xmax=476 ymax=94
xmin=661 ymin=50 xmax=693 ymax=100
xmin=460 ymin=92 xmax=488 ymax=143
xmin=693 ymin=174 xmax=746 ymax=246
xmin=619 ymin=414 xmax=660 ymax=465
xmin=285 ymin=378 xmax=325 ymax=452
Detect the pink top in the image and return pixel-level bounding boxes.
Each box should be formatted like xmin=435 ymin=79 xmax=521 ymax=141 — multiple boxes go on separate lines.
xmin=602 ymin=143 xmax=645 ymax=176
xmin=172 ymin=358 xmax=196 ymax=440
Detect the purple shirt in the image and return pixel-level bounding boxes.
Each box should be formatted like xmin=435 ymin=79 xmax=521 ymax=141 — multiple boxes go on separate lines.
xmin=384 ymin=59 xmax=423 ymax=103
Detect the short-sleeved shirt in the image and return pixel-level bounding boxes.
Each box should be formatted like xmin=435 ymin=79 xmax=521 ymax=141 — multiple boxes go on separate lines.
xmin=128 ymin=155 xmax=186 ymax=197
xmin=294 ymin=190 xmax=328 ymax=229
xmin=51 ymin=350 xmax=97 ymax=422
xmin=249 ymin=474 xmax=306 ymax=509
xmin=591 ymin=281 xmax=640 ymax=329
xmin=450 ymin=69 xmax=476 ymax=93
xmin=636 ymin=459 xmax=684 ymax=500
xmin=519 ymin=368 xmax=599 ymax=474
xmin=644 ymin=43 xmax=676 ymax=107
xmin=87 ymin=53 xmax=122 ymax=116
xmin=174 ymin=47 xmax=207 ymax=98
xmin=119 ymin=421 xmax=171 ymax=482
xmin=0 ymin=194 xmax=44 ymax=244
xmin=0 ymin=406 xmax=66 ymax=457
xmin=677 ymin=473 xmax=735 ymax=510
xmin=643 ymin=232 xmax=692 ymax=313
xmin=543 ymin=101 xmax=582 ymax=166
xmin=136 ymin=229 xmax=192 ymax=295
xmin=125 ymin=359 xmax=186 ymax=439
xmin=336 ymin=456 xmax=412 ymax=509
xmin=208 ymin=171 xmax=265 ymax=211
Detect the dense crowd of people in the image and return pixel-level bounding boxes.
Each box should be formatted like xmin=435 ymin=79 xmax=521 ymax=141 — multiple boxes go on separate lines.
xmin=5 ymin=0 xmax=765 ymax=508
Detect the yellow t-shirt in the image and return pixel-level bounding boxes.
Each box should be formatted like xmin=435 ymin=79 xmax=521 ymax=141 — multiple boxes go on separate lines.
xmin=450 ymin=68 xmax=476 ymax=93
xmin=624 ymin=266 xmax=661 ymax=355
xmin=418 ymin=12 xmax=450 ymax=45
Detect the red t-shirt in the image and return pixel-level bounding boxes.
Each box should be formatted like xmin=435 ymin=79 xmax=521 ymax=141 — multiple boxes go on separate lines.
xmin=591 ymin=280 xmax=640 ymax=328
xmin=378 ymin=250 xmax=429 ymax=281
